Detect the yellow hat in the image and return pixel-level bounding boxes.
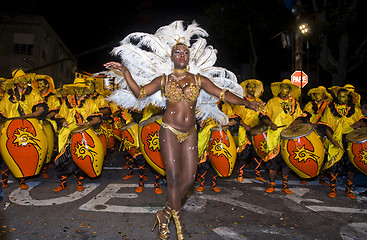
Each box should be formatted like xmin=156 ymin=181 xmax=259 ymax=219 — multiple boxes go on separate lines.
xmin=32 ymin=75 xmax=55 ymax=94
xmin=270 ymin=79 xmax=301 ymax=99
xmin=240 ymin=79 xmax=263 ymax=98
xmin=63 ymin=78 xmax=93 ymax=95
xmin=328 ymin=85 xmax=360 ymax=105
xmin=307 ymin=86 xmax=332 ymax=101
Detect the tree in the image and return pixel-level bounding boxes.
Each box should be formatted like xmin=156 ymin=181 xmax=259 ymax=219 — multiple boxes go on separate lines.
xmin=311 ymin=0 xmax=367 ymax=86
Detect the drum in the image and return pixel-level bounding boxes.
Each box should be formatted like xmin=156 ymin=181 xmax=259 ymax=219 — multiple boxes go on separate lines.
xmin=95 ymin=124 xmax=108 ymax=156
xmin=249 ymin=124 xmax=268 ymax=160
xmin=70 ymin=126 xmax=104 ymax=178
xmin=0 ymin=118 xmax=47 ymax=178
xmin=42 ymin=120 xmax=55 ymax=164
xmin=121 ymin=122 xmax=139 ymax=156
xmin=347 ymin=127 xmax=367 ymax=175
xmin=280 ymin=123 xmax=324 ymax=179
xmin=208 ymin=126 xmax=237 ymax=177
xmin=138 ymin=115 xmax=165 ymax=176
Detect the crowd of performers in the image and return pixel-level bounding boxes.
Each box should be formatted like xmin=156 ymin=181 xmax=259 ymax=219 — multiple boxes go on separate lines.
xmin=0 ymin=68 xmax=366 ymax=201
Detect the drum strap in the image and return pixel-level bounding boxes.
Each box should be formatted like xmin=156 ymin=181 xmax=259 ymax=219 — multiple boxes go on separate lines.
xmin=313 ymin=101 xmax=328 ymax=124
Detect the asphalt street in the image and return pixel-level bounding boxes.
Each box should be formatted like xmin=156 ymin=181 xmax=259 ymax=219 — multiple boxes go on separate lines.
xmin=1 ymin=149 xmax=367 ymax=240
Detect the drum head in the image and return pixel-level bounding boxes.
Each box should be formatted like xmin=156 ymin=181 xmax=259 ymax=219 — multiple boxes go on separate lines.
xmin=138 ymin=115 xmax=162 ymax=128
xmin=71 ymin=125 xmax=90 ymax=134
xmin=249 ymin=124 xmax=267 ymax=136
xmin=281 ymin=123 xmax=313 ymax=140
xmin=346 ymin=127 xmax=367 ymax=143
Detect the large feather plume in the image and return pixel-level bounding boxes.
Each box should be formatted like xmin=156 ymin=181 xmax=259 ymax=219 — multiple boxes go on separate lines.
xmin=105 ymin=20 xmax=243 ymax=125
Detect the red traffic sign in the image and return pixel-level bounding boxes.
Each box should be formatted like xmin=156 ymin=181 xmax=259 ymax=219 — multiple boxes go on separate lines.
xmin=291 ymin=71 xmax=308 ymax=88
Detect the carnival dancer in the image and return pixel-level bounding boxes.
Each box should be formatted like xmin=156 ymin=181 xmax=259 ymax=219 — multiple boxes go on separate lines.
xmin=0 ymin=69 xmax=48 ymax=190
xmin=234 ymin=79 xmax=267 ymax=183
xmin=318 ymin=86 xmax=367 ymax=199
xmin=104 ymin=21 xmax=262 ymax=240
xmin=33 ymin=75 xmax=61 ymax=178
xmin=260 ymin=79 xmax=308 ymax=194
xmin=302 ymin=86 xmax=332 ymax=186
xmin=53 ymin=78 xmax=102 ymax=192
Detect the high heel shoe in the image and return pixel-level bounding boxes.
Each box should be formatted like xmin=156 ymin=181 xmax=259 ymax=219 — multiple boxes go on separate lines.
xmin=172 ymin=210 xmax=185 ymax=240
xmin=152 ymin=204 xmax=172 ymax=240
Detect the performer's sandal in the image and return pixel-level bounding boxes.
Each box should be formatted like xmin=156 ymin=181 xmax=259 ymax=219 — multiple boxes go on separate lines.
xmin=152 ymin=203 xmax=172 ymax=240
xmin=172 ymin=210 xmax=185 ymax=240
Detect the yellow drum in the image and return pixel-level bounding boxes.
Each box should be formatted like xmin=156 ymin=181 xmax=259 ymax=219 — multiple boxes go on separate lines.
xmin=0 ymin=118 xmax=47 ymax=178
xmin=138 ymin=115 xmax=165 ymax=176
xmin=280 ymin=123 xmax=324 ymax=178
xmin=121 ymin=122 xmax=139 ymax=156
xmin=347 ymin=127 xmax=367 ymax=175
xmin=70 ymin=126 xmax=104 ymax=178
xmin=42 ymin=120 xmax=55 ymax=164
xmin=208 ymin=126 xmax=237 ymax=177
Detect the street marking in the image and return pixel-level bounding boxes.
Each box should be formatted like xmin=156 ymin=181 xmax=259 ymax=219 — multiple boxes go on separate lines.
xmin=79 ymin=183 xmax=161 ymax=213
xmin=213 ymin=227 xmax=247 ymax=239
xmin=306 ymin=205 xmax=367 ymax=214
xmin=340 ymin=222 xmax=367 ymax=240
xmin=286 ymin=187 xmax=323 ymax=204
xmin=9 ymin=181 xmax=99 ymax=206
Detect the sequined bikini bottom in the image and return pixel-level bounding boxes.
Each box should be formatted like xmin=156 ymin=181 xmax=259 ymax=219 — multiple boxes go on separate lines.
xmin=161 ymin=122 xmax=196 ymax=143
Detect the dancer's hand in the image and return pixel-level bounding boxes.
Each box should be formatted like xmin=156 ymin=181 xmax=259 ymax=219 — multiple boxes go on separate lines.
xmin=104 ymin=62 xmax=129 ymax=74
xmin=246 ymin=100 xmax=265 ymax=112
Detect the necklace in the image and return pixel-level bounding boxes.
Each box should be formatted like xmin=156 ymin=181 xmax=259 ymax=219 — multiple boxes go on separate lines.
xmin=174 ymin=68 xmax=187 ymax=74
xmin=172 ymin=74 xmax=186 ymax=82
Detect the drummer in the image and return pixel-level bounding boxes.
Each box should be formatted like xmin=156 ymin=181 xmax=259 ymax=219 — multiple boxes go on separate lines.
xmin=33 ymin=75 xmax=61 ymax=178
xmin=234 ymin=79 xmax=267 ymax=183
xmin=259 ymin=79 xmax=309 ymax=194
xmin=0 ymin=69 xmax=48 ymax=190
xmin=53 ymin=78 xmax=102 ymax=192
xmin=318 ymin=85 xmax=367 ymax=199
xmin=301 ymin=86 xmax=333 ymax=186
xmin=196 ymin=117 xmax=222 ymax=193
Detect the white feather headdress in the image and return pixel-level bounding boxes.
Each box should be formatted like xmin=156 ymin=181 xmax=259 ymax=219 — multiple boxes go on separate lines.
xmin=105 ymin=20 xmax=243 ymax=125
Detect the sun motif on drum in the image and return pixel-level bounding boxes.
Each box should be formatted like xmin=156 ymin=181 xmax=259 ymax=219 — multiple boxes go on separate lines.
xmin=13 ymin=127 xmax=41 ymax=150
xmin=74 ymin=141 xmax=98 ymax=162
xmin=348 ymin=141 xmax=367 ymax=175
xmin=210 ymin=139 xmax=232 ymax=159
xmin=147 ymin=132 xmax=160 ymax=151
xmin=293 ymin=145 xmax=320 ymax=163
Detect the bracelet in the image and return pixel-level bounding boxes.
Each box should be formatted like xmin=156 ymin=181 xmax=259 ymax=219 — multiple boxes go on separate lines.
xmin=138 ymin=86 xmax=147 ymax=99
xmin=220 ymin=89 xmax=227 ymax=102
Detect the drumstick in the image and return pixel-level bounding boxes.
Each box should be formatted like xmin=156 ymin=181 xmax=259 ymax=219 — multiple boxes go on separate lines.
xmin=277 ymin=125 xmax=287 ymax=128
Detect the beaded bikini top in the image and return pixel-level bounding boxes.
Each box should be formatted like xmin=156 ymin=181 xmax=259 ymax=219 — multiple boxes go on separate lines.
xmin=162 ymin=73 xmax=201 ymax=103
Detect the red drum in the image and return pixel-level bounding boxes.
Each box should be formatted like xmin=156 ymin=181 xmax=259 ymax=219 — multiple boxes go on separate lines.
xmin=249 ymin=124 xmax=268 ymax=160
xmin=121 ymin=122 xmax=139 ymax=156
xmin=70 ymin=126 xmax=104 ymax=178
xmin=280 ymin=123 xmax=325 ymax=178
xmin=347 ymin=127 xmax=367 ymax=175
xmin=208 ymin=127 xmax=237 ymax=177
xmin=138 ymin=115 xmax=165 ymax=176
xmin=0 ymin=118 xmax=47 ymax=178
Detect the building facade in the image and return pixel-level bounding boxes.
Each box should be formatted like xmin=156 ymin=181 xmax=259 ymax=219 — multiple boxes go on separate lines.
xmin=0 ymin=14 xmax=76 ymax=87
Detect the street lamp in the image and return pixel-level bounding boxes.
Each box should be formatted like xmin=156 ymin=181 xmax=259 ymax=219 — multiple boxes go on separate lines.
xmin=299 ymin=23 xmax=310 ymax=35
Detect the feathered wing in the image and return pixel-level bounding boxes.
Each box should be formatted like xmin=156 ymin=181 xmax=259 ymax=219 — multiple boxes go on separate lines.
xmin=105 ymin=20 xmax=243 ymax=124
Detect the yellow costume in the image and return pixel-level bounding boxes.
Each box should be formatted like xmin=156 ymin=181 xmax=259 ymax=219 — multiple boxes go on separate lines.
xmin=303 ymin=86 xmax=332 ymax=124
xmin=319 ymin=98 xmax=365 ymax=170
xmin=263 ymin=90 xmax=304 ymax=161
xmin=0 ymin=72 xmax=46 ymax=119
